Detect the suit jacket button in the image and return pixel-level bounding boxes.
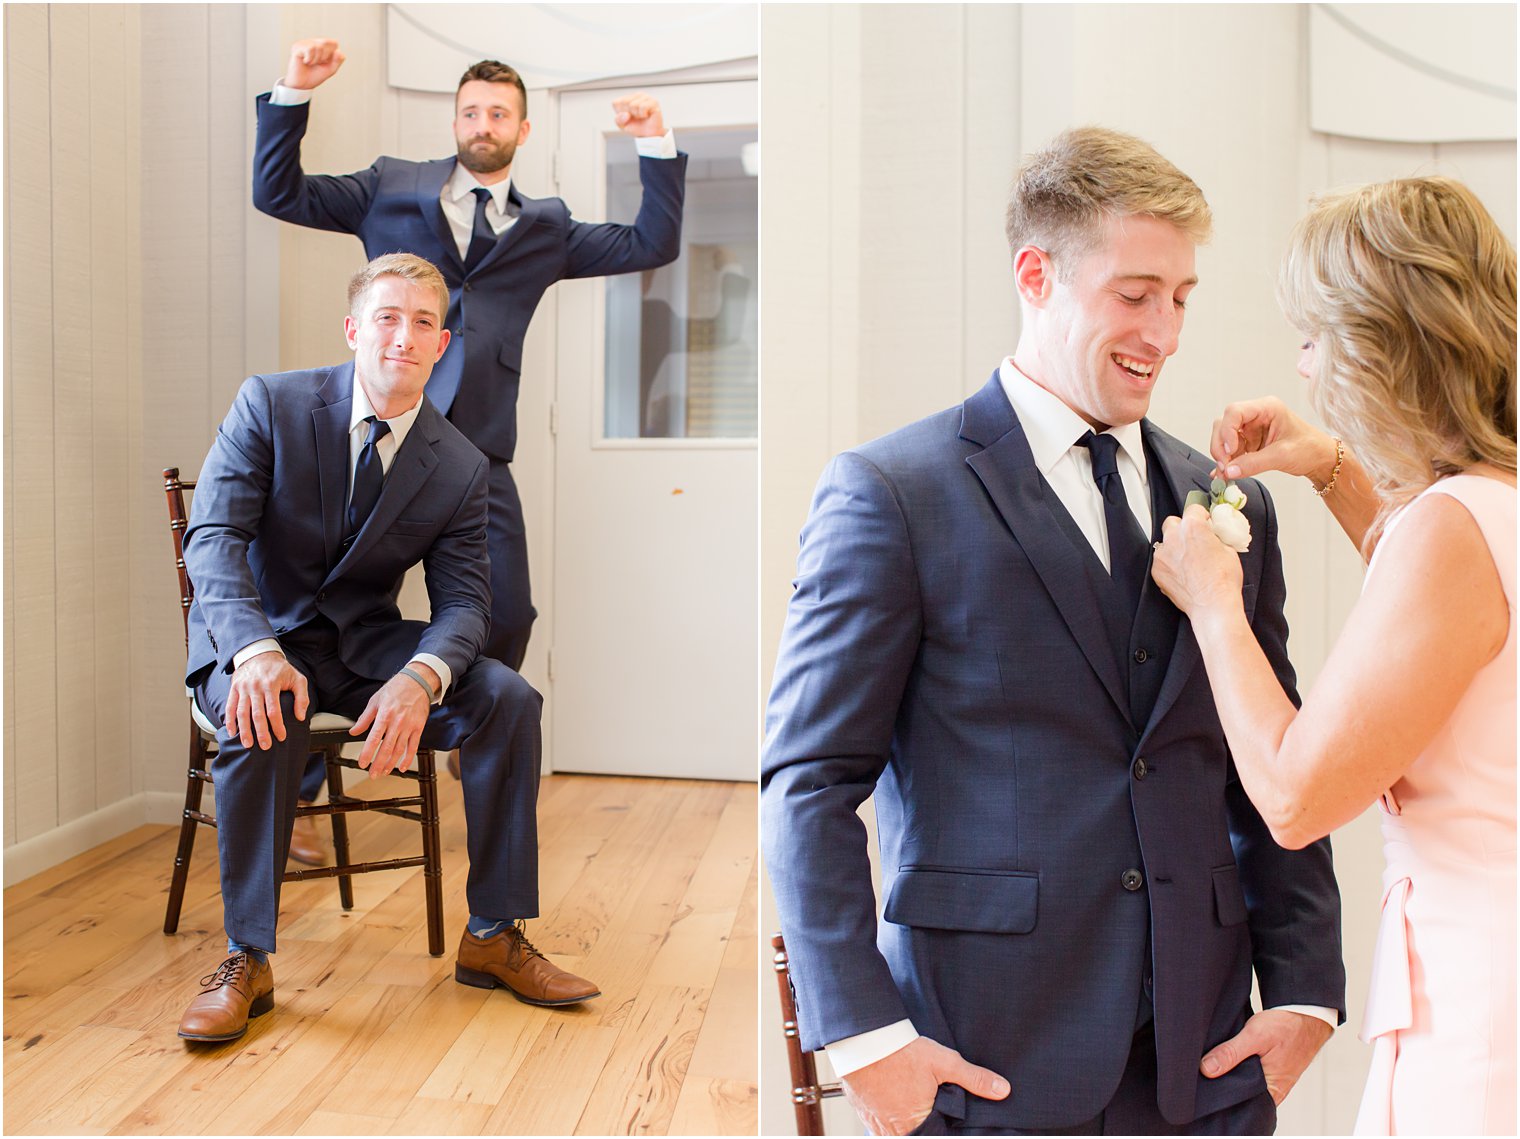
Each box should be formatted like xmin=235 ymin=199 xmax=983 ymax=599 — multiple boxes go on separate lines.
xmin=1133 ymin=648 xmax=1149 ymax=664
xmin=1121 ymin=868 xmax=1144 ymax=892
xmin=463 ymin=282 xmax=472 ymax=292
xmin=317 ymin=591 xmax=326 ymax=603
xmin=1133 ymin=757 xmax=1149 ymax=780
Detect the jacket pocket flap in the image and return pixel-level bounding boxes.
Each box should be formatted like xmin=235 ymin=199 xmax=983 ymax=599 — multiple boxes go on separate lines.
xmin=1212 ymin=864 xmax=1249 ymax=927
xmin=884 ymin=868 xmax=1038 ymax=934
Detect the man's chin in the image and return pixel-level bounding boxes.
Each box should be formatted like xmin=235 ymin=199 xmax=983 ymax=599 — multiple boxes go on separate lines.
xmin=457 ymin=147 xmax=513 ymax=175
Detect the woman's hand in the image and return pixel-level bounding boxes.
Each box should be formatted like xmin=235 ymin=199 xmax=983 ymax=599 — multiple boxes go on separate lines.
xmin=1152 ymin=504 xmax=1245 ymax=620
xmin=1212 ymin=397 xmax=1338 ymax=486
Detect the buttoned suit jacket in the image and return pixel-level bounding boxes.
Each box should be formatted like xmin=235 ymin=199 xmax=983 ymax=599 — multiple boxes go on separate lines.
xmin=182 ymin=362 xmax=491 ymax=688
xmin=251 ymin=95 xmax=688 ymax=462
xmin=761 ymin=375 xmax=1346 ymax=1131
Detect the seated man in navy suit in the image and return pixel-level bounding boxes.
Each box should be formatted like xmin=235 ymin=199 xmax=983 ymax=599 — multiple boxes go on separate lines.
xmin=178 ymin=254 xmax=597 ymax=1044
xmin=762 ymin=128 xmax=1345 ymax=1133
xmin=255 ymin=38 xmax=686 ymax=858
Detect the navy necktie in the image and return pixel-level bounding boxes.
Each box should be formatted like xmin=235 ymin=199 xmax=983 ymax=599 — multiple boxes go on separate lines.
xmin=1078 ymin=430 xmax=1150 ymax=617
xmin=347 ymin=416 xmax=392 ymax=539
xmin=465 ymin=186 xmax=496 ymax=272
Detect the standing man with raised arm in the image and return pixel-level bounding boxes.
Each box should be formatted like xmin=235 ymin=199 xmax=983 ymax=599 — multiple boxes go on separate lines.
xmin=252 ymin=39 xmax=686 ymax=840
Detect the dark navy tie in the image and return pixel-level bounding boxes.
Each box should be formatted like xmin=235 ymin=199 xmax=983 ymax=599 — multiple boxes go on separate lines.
xmin=347 ymin=416 xmax=392 ymax=539
xmin=1078 ymin=430 xmax=1149 ymax=617
xmin=465 ymin=186 xmax=496 ymax=272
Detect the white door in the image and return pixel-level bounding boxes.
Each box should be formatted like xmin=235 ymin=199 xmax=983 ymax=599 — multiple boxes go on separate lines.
xmin=551 ymin=81 xmax=757 ymax=780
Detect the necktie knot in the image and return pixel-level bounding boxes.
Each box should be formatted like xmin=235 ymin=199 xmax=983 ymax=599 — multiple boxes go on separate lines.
xmin=1078 ymin=429 xmax=1122 ymax=484
xmin=471 ymin=186 xmax=493 ymax=209
xmin=362 ymin=415 xmax=392 ymax=448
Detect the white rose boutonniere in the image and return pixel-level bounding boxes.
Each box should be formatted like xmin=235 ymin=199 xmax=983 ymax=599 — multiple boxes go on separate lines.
xmin=1185 ymin=479 xmax=1252 ymax=553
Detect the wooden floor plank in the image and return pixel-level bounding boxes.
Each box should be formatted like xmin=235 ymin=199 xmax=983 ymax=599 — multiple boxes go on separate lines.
xmin=573 ymin=984 xmax=710 ymax=1136
xmin=483 ymin=1018 xmax=622 ymax=1136
xmin=668 ymin=1076 xmax=760 ymax=1136
xmin=4 ymin=774 xmax=757 ymax=1136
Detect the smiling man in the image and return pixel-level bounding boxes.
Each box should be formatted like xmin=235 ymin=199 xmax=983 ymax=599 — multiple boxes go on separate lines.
xmin=762 ymin=127 xmax=1346 ymax=1134
xmin=177 ymin=254 xmax=597 ymax=1045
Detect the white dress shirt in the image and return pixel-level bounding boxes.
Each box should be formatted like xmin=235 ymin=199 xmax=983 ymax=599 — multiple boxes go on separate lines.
xmin=231 ymin=385 xmax=452 ymax=703
xmin=825 ymin=359 xmax=1335 ymax=1076
xmin=268 ymin=83 xmax=678 ymax=263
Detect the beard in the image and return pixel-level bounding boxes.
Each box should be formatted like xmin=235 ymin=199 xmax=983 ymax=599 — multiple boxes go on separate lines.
xmin=456 ymin=136 xmax=516 ymax=175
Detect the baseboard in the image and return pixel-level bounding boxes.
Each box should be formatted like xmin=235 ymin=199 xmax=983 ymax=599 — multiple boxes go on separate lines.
xmin=4 ymin=791 xmax=185 ymax=888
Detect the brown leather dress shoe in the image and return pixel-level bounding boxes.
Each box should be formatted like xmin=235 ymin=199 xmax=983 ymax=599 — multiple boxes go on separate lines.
xmin=287 ymin=800 xmax=328 ymax=866
xmin=178 ymin=952 xmax=275 ymax=1042
xmin=455 ymin=921 xmax=600 ymax=1006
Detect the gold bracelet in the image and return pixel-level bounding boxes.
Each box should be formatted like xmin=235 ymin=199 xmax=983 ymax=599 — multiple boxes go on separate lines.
xmin=1312 ymin=436 xmax=1345 ymax=498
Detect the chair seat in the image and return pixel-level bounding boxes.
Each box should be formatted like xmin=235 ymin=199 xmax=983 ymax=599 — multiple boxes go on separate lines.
xmin=188 ymin=694 xmax=356 ymax=740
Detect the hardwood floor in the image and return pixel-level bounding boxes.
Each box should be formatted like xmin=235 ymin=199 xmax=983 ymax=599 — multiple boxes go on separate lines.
xmin=3 ymin=772 xmax=759 ymax=1135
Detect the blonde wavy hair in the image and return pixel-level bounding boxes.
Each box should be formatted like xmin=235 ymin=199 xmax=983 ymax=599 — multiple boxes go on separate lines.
xmin=1006 ymin=126 xmax=1213 ymax=276
xmin=1279 ymin=176 xmax=1517 ymax=547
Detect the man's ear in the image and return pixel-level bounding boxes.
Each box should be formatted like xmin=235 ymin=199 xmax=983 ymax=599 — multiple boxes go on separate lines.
xmin=1013 ymin=245 xmax=1055 ymax=307
xmin=343 ymin=314 xmax=359 ymax=350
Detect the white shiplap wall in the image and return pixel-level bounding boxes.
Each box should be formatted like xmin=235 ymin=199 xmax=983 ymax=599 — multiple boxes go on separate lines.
xmin=3 ymin=3 xmax=257 ymax=880
xmin=758 ymin=5 xmax=1516 ymax=1136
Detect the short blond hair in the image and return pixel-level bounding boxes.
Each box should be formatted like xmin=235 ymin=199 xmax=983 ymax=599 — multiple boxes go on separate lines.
xmin=1005 ymin=126 xmax=1212 ymax=275
xmin=347 ymin=253 xmax=451 ymax=321
xmin=1279 ymin=176 xmax=1517 ymax=546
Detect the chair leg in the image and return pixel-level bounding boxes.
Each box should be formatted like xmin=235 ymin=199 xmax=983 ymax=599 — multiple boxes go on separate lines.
xmin=164 ymin=730 xmax=209 ymax=935
xmin=324 ymin=748 xmax=355 ymax=911
xmin=418 ymin=750 xmax=445 ymax=957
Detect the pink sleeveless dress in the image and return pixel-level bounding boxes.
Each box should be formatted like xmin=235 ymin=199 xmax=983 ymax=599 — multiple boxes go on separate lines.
xmin=1354 ymin=474 xmax=1517 ymax=1135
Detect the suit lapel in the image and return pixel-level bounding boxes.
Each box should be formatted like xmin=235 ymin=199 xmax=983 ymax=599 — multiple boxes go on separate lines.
xmin=313 ymin=364 xmax=356 ymax=570
xmin=418 ymin=160 xmax=465 ymax=274
xmin=1137 ymin=422 xmax=1217 ymax=737
xmin=471 ymin=184 xmax=541 ymax=276
xmin=960 ymin=375 xmax=1131 ymax=723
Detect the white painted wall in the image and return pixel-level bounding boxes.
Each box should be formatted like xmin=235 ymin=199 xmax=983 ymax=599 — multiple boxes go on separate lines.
xmin=4 ymin=3 xmax=258 ymax=881
xmin=758 ymin=5 xmax=1516 ymax=1135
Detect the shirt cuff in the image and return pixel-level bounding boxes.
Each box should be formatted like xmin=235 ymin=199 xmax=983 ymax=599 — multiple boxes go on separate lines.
xmin=269 ymin=82 xmax=313 ymax=107
xmin=825 ymin=1020 xmax=919 ymax=1077
xmin=409 ymin=653 xmax=452 ymax=703
xmin=232 ymin=638 xmax=284 ymax=671
xmin=1269 ymin=1004 xmax=1339 ymax=1030
xmin=634 ymin=130 xmax=677 ymax=159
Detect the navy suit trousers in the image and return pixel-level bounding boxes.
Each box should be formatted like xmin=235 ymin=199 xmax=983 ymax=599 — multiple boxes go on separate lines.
xmin=199 ymin=619 xmax=542 ymax=952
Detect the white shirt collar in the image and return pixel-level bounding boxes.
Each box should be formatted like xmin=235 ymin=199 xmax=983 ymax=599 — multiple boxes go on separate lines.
xmin=997 ymin=357 xmax=1147 ymax=480
xmin=350 ymin=376 xmax=424 ymax=450
xmin=445 ymin=162 xmax=512 ymax=209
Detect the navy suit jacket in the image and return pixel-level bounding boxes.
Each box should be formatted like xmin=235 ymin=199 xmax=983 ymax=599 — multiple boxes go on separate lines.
xmin=252 ymin=95 xmax=688 ymax=462
xmin=183 ymin=363 xmax=491 ymax=689
xmin=761 ymin=376 xmax=1345 ymax=1130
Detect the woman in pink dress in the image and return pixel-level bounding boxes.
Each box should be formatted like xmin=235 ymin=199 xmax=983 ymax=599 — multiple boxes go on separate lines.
xmin=1151 ymin=176 xmax=1516 ymax=1135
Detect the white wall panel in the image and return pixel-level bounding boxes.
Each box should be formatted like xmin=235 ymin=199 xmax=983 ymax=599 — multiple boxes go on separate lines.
xmin=51 ymin=2 xmax=101 ymax=827
xmin=89 ymin=3 xmax=135 ymax=811
xmin=7 ymin=4 xmax=62 ymax=844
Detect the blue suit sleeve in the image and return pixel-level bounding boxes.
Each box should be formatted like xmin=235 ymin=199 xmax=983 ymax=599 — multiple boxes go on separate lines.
xmin=1226 ymin=481 xmax=1348 ymax=1022
xmin=182 ymin=376 xmax=280 ymax=673
xmin=761 ymin=451 xmax=921 ymax=1052
xmin=563 ymin=154 xmax=688 ymax=279
xmin=251 ymin=94 xmax=377 ymax=234
xmin=416 ymin=452 xmax=492 ymax=681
